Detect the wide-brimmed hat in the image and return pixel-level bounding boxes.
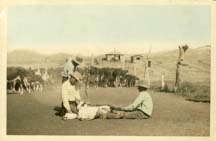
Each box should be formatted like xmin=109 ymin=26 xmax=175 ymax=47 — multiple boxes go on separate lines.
xmin=69 ymin=71 xmax=82 ymax=81
xmin=136 ymin=80 xmax=149 ymax=88
xmin=72 ymin=56 xmax=83 ymax=65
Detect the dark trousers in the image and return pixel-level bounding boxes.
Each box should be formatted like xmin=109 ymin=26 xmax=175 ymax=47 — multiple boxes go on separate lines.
xmin=105 ymin=110 xmax=150 ymax=119
xmin=60 ymin=101 xmax=78 ymax=116
xmin=62 ymin=76 xmax=68 ymax=83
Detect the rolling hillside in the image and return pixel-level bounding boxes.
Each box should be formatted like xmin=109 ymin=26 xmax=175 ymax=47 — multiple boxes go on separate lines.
xmin=7 ymin=49 xmax=72 ymax=68
xmin=7 ymin=46 xmax=210 ymax=84
xmin=149 ymin=45 xmax=210 ymax=83
xmin=7 ymin=49 xmax=45 ymax=65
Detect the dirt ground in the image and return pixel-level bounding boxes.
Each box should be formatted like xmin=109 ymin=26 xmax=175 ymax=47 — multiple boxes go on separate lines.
xmin=7 ymin=86 xmax=210 ymax=136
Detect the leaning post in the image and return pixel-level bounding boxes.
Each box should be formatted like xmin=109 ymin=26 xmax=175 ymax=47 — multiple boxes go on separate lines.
xmin=174 ymin=45 xmax=189 ymax=92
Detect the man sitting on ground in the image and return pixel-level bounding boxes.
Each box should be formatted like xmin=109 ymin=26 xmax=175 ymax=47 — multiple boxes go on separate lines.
xmin=60 ymin=71 xmax=82 ymax=119
xmin=101 ymin=80 xmax=153 ymax=119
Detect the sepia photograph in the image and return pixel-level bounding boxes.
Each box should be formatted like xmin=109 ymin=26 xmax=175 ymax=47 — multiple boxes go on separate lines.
xmin=0 ymin=0 xmax=215 ymax=140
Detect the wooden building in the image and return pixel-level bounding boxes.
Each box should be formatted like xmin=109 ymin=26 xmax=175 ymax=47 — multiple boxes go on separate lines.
xmin=131 ymin=55 xmax=144 ymax=63
xmin=105 ymin=50 xmax=124 ymax=62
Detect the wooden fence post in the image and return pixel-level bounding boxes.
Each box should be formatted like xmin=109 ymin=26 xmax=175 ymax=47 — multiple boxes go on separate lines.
xmin=134 ymin=64 xmax=136 ymax=76
xmin=174 ymin=62 xmax=181 ymax=92
xmin=161 ymin=74 xmax=165 ymax=91
xmin=143 ymin=60 xmax=150 ymax=87
xmin=146 ymin=61 xmax=150 ymax=86
xmin=174 ymin=45 xmax=189 ymax=92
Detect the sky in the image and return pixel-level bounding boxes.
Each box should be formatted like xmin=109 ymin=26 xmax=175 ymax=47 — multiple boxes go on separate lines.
xmin=7 ymin=5 xmax=211 ymax=55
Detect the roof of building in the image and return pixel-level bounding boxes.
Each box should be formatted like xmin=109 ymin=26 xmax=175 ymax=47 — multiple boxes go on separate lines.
xmin=131 ymin=54 xmax=144 ymax=57
xmin=106 ymin=50 xmax=124 ymax=55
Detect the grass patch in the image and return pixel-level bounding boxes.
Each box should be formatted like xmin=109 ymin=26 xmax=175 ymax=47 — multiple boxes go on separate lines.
xmin=176 ymin=82 xmax=210 ymax=102
xmin=151 ymin=81 xmax=210 ymax=102
xmin=150 ymin=81 xmax=174 ymax=93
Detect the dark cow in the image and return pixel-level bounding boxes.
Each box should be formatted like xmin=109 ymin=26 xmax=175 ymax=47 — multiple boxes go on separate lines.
xmin=7 ymin=76 xmax=22 ymax=94
xmin=7 ymin=67 xmax=46 ymax=94
xmin=7 ymin=67 xmax=31 ymax=94
xmin=27 ymin=68 xmax=44 ymax=92
xmin=124 ymin=74 xmax=139 ymax=87
xmin=81 ymin=66 xmax=98 ymax=89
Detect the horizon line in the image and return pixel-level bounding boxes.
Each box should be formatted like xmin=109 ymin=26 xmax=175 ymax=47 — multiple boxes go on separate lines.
xmin=7 ymin=44 xmax=211 ymax=57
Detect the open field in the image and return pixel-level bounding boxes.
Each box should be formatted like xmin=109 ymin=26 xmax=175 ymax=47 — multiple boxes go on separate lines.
xmin=7 ymin=86 xmax=210 ymax=136
xmin=7 ymin=46 xmax=210 ymax=135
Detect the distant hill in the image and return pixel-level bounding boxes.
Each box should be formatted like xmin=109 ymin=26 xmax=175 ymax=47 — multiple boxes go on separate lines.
xmin=7 ymin=49 xmax=73 ymax=67
xmin=149 ymin=45 xmax=210 ymax=83
xmin=7 ymin=49 xmax=45 ymax=65
xmin=7 ymin=46 xmax=210 ymax=83
xmin=46 ymin=53 xmax=73 ymax=65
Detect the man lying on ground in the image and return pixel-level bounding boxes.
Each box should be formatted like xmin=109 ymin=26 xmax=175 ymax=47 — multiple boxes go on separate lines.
xmin=62 ymin=100 xmax=111 ymax=120
xmin=100 ymin=80 xmax=153 ymax=119
xmin=76 ymin=101 xmax=111 ymax=120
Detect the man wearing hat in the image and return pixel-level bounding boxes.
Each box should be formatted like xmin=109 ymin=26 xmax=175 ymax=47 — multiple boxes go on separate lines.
xmin=62 ymin=56 xmax=83 ymax=83
xmin=60 ymin=71 xmax=82 ymax=117
xmin=101 ymin=80 xmax=153 ymax=119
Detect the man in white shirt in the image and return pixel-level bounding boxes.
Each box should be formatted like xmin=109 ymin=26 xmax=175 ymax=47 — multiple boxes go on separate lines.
xmin=60 ymin=71 xmax=82 ymax=117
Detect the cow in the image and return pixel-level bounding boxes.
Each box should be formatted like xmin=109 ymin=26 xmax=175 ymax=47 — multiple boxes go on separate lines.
xmin=124 ymin=74 xmax=139 ymax=87
xmin=112 ymin=68 xmax=128 ymax=87
xmin=7 ymin=76 xmax=23 ymax=94
xmin=7 ymin=67 xmax=31 ymax=94
xmin=22 ymin=76 xmax=31 ymax=93
xmin=81 ymin=66 xmax=99 ymax=89
xmin=7 ymin=67 xmax=47 ymax=94
xmin=28 ymin=68 xmax=44 ymax=92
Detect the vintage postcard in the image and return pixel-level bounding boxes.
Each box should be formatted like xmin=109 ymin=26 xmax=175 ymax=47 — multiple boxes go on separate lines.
xmin=0 ymin=0 xmax=215 ymax=141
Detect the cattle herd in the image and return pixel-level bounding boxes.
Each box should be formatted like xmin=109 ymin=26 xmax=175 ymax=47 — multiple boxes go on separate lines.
xmin=80 ymin=66 xmax=139 ymax=88
xmin=7 ymin=66 xmax=139 ymax=95
xmin=7 ymin=67 xmax=58 ymax=94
